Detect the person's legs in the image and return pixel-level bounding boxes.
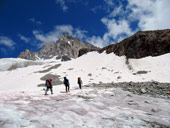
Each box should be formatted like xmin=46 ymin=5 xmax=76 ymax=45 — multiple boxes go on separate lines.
xmin=50 ymin=87 xmax=53 ymax=94
xmin=45 ymin=87 xmax=49 ymax=95
xmin=68 ymin=84 xmax=70 ymax=92
xmin=79 ymin=83 xmax=81 ymax=89
xmin=65 ymin=85 xmax=68 ymax=92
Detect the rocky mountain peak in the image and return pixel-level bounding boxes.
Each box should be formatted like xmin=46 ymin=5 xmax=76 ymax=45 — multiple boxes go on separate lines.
xmin=25 ymin=49 xmax=30 ymax=53
xmin=18 ymin=34 xmax=99 ymax=60
xmin=59 ymin=33 xmax=73 ymax=42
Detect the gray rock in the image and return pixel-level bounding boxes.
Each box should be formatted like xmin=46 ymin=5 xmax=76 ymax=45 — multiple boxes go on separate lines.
xmin=151 ymin=108 xmax=160 ymax=112
xmin=133 ymin=70 xmax=148 ymax=75
xmin=117 ymin=76 xmax=121 ymax=79
xmin=141 ymin=88 xmax=147 ymax=93
xmin=127 ymin=94 xmax=132 ymax=97
xmin=61 ymin=55 xmax=71 ymax=61
xmin=36 ymin=64 xmax=61 ymax=73
xmin=92 ymin=82 xmax=170 ymax=99
xmin=88 ymin=73 xmax=92 ymax=77
xmin=18 ymin=49 xmax=37 ymax=60
xmin=144 ymin=101 xmax=150 ymax=104
xmin=128 ymin=102 xmax=138 ymax=105
xmin=18 ymin=34 xmax=99 ymax=60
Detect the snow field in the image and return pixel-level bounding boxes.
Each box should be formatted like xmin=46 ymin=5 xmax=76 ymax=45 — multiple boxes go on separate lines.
xmin=0 ymin=52 xmax=170 ymax=127
xmin=0 ymin=52 xmax=170 ymax=92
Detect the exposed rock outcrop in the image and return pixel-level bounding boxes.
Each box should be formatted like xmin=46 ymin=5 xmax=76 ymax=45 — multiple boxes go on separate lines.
xmin=99 ymin=29 xmax=170 ymax=58
xmin=78 ymin=48 xmax=98 ymax=57
xmin=91 ymin=82 xmax=170 ymax=99
xmin=18 ymin=49 xmax=37 ymax=60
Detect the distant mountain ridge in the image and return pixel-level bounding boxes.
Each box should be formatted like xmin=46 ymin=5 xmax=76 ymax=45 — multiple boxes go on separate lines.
xmin=19 ymin=29 xmax=170 ymax=60
xmin=99 ymin=29 xmax=170 ymax=59
xmin=18 ymin=34 xmax=99 ymax=60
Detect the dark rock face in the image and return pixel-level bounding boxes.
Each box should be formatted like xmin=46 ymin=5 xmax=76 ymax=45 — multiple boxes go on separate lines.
xmin=78 ymin=48 xmax=98 ymax=57
xmin=18 ymin=34 xmax=99 ymax=60
xmin=99 ymin=29 xmax=170 ymax=58
xmin=61 ymin=55 xmax=71 ymax=61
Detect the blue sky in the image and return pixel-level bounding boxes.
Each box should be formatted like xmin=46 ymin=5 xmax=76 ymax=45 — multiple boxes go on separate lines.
xmin=0 ymin=0 xmax=170 ymax=58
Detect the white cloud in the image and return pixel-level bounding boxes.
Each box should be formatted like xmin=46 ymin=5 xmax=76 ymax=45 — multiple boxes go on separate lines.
xmin=101 ymin=0 xmax=170 ymax=31
xmin=87 ymin=18 xmax=133 ymax=48
xmin=127 ymin=0 xmax=170 ymax=30
xmin=109 ymin=5 xmax=124 ymax=17
xmin=103 ymin=0 xmax=115 ymax=12
xmin=87 ymin=36 xmax=104 ymax=48
xmin=33 ymin=25 xmax=87 ymax=47
xmin=0 ymin=36 xmax=15 ymax=49
xmin=29 ymin=18 xmax=42 ymax=25
xmin=88 ymin=0 xmax=135 ymax=47
xmin=56 ymin=0 xmax=68 ymax=12
xmin=18 ymin=34 xmax=30 ymax=43
xmin=102 ymin=18 xmax=133 ymax=39
xmin=73 ymin=29 xmax=87 ymax=40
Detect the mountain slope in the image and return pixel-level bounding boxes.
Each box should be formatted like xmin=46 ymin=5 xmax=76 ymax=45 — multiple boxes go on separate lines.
xmin=99 ymin=29 xmax=170 ymax=59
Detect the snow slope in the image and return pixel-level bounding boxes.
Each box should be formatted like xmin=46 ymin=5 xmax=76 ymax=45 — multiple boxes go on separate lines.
xmin=53 ymin=52 xmax=170 ymax=86
xmin=0 ymin=52 xmax=170 ymax=91
xmin=0 ymin=58 xmax=44 ymax=71
xmin=0 ymin=52 xmax=170 ymax=128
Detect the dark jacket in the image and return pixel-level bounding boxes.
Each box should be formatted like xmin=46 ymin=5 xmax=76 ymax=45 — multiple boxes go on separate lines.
xmin=46 ymin=79 xmax=52 ymax=88
xmin=64 ymin=77 xmax=69 ymax=86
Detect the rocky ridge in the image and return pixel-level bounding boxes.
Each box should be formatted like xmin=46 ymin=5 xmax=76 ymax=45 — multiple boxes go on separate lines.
xmin=18 ymin=34 xmax=99 ymax=60
xmin=90 ymin=81 xmax=170 ymax=99
xmin=99 ymin=29 xmax=170 ymax=59
xmin=19 ymin=29 xmax=170 ymax=60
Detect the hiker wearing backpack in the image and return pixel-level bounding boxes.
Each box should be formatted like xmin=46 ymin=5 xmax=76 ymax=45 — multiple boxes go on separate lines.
xmin=45 ymin=79 xmax=53 ymax=95
xmin=64 ymin=77 xmax=70 ymax=93
xmin=77 ymin=77 xmax=82 ymax=89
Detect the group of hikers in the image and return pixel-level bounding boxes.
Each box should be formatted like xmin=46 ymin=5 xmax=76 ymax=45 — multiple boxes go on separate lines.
xmin=45 ymin=77 xmax=82 ymax=95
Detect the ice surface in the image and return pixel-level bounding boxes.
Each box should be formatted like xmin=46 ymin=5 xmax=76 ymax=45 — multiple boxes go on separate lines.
xmin=0 ymin=87 xmax=169 ymax=128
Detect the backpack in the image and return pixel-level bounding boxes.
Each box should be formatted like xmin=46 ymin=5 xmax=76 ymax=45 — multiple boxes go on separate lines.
xmin=78 ymin=77 xmax=82 ymax=84
xmin=46 ymin=80 xmax=50 ymax=87
xmin=66 ymin=79 xmax=69 ymax=85
xmin=64 ymin=79 xmax=69 ymax=85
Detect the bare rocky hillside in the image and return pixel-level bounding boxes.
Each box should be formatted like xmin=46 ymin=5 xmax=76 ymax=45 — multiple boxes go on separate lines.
xmin=99 ymin=29 xmax=170 ymax=58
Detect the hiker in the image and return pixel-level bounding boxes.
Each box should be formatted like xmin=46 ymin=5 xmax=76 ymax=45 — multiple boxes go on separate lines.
xmin=64 ymin=77 xmax=70 ymax=93
xmin=77 ymin=77 xmax=82 ymax=89
xmin=45 ymin=79 xmax=53 ymax=95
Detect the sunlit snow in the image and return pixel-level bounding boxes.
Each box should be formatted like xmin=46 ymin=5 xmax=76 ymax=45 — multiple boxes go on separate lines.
xmin=0 ymin=52 xmax=170 ymax=127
